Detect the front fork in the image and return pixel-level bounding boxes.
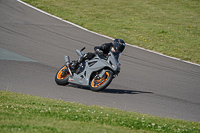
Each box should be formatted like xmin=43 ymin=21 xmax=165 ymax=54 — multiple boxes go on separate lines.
xmin=97 ymin=69 xmax=117 ymax=79
xmin=95 ymin=69 xmax=111 ymax=80
xmin=98 ymin=69 xmax=107 ymax=79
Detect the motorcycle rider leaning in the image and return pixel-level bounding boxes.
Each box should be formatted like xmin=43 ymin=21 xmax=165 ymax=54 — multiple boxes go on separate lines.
xmin=70 ymin=39 xmax=126 ymax=72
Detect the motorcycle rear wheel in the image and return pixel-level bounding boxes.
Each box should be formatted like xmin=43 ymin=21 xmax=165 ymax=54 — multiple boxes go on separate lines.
xmin=55 ymin=65 xmax=70 ymax=85
xmin=90 ymin=70 xmax=113 ymax=92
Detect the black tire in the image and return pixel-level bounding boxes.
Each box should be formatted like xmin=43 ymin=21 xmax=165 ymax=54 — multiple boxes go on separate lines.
xmin=55 ymin=65 xmax=70 ymax=85
xmin=89 ymin=70 xmax=113 ymax=92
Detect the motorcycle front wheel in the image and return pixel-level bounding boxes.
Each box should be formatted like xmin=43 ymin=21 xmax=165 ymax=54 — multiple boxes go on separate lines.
xmin=55 ymin=65 xmax=70 ymax=85
xmin=89 ymin=70 xmax=113 ymax=92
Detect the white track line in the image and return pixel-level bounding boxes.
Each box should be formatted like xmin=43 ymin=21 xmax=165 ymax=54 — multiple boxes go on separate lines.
xmin=17 ymin=0 xmax=200 ymax=67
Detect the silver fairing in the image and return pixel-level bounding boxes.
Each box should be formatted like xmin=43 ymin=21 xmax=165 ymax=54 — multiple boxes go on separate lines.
xmin=68 ymin=50 xmax=121 ymax=86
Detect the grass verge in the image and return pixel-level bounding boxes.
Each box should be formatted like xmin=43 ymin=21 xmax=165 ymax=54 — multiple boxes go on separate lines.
xmin=22 ymin=0 xmax=200 ymax=64
xmin=0 ymin=91 xmax=199 ymax=132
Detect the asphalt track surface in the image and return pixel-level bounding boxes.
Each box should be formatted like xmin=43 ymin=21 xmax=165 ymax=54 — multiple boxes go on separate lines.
xmin=1 ymin=0 xmax=200 ymax=122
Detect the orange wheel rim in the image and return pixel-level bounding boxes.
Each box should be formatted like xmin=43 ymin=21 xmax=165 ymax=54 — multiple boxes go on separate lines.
xmin=57 ymin=66 xmax=69 ymax=79
xmin=91 ymin=72 xmax=109 ymax=88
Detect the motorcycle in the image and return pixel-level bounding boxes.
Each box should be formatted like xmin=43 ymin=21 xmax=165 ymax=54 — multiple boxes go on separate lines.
xmin=55 ymin=47 xmax=121 ymax=92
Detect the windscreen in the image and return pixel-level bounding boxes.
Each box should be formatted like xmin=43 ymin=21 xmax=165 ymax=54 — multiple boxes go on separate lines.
xmin=112 ymin=51 xmax=121 ymax=61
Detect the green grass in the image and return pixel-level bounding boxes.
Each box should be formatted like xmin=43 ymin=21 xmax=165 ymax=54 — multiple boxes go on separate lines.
xmin=0 ymin=91 xmax=199 ymax=132
xmin=22 ymin=0 xmax=200 ymax=64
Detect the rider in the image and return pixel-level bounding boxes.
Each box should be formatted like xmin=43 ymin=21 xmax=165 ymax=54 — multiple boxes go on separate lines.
xmin=70 ymin=39 xmax=126 ymax=72
xmin=85 ymin=39 xmax=125 ymax=61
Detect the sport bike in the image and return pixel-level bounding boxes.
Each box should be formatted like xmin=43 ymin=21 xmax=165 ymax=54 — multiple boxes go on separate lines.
xmin=55 ymin=47 xmax=121 ymax=92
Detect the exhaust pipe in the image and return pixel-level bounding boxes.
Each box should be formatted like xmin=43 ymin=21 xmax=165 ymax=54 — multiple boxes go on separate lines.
xmin=64 ymin=55 xmax=73 ymax=76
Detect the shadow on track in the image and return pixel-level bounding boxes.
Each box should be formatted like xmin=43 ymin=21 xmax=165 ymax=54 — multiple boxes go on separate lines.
xmin=68 ymin=85 xmax=153 ymax=94
xmin=102 ymin=88 xmax=153 ymax=94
